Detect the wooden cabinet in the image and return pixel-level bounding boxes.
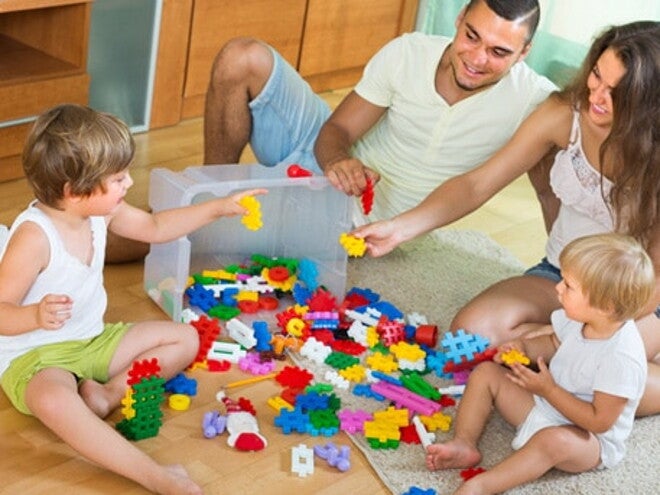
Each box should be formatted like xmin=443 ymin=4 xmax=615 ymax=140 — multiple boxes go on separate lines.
xmin=0 ymin=0 xmax=92 ymax=182
xmin=151 ymin=0 xmax=418 ymax=129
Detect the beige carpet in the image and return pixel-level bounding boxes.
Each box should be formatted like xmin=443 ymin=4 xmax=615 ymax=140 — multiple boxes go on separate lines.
xmin=291 ymin=230 xmax=660 ymax=494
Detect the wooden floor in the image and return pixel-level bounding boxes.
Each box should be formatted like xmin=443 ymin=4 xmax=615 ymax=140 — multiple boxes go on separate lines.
xmin=0 ymin=89 xmax=547 ymax=494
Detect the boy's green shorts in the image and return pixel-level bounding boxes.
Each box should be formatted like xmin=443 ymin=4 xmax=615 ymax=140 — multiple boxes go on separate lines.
xmin=1 ymin=322 xmax=131 ymax=415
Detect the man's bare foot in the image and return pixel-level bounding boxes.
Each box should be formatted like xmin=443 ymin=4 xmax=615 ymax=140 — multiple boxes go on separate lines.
xmin=153 ymin=465 xmax=203 ymax=495
xmin=79 ymin=379 xmax=115 ymax=419
xmin=425 ymin=439 xmax=481 ymax=471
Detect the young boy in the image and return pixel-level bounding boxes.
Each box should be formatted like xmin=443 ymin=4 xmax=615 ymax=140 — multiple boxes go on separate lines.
xmin=0 ymin=104 xmax=266 ymax=494
xmin=426 ymin=233 xmax=654 ymax=494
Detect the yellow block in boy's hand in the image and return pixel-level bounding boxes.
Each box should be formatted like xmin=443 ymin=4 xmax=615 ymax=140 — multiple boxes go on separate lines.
xmin=239 ymin=195 xmax=263 ymax=231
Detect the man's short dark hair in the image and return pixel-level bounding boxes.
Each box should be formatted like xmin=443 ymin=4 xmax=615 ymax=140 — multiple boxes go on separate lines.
xmin=466 ymin=0 xmax=541 ymax=44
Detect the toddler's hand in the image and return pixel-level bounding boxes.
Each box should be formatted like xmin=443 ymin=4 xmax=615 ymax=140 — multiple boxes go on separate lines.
xmin=37 ymin=294 xmax=72 ymax=330
xmin=493 ymin=339 xmax=524 ymax=364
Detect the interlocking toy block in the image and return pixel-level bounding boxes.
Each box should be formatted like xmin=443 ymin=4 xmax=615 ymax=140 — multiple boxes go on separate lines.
xmin=339 ymin=364 xmax=366 ymax=383
xmin=314 ymin=442 xmax=351 ymax=471
xmin=274 ymin=407 xmax=310 ymax=434
xmin=300 ymin=337 xmax=332 ymax=364
xmin=253 ymin=320 xmax=272 ymax=352
xmin=308 ymin=409 xmax=340 ymax=436
xmin=117 ymin=371 xmax=165 ymax=441
xmin=164 ymin=373 xmax=197 ymax=396
xmin=402 ymin=487 xmax=437 ymax=495
xmin=169 ymin=393 xmax=192 ymax=411
xmin=412 ymin=415 xmax=435 ymax=448
xmin=501 ymin=348 xmax=531 ymax=367
xmin=127 ymin=358 xmax=161 ymax=386
xmin=226 ymin=317 xmax=257 ymax=349
xmin=239 ymin=195 xmax=263 ymax=231
xmin=373 ymin=406 xmax=410 ymax=428
xmin=330 ymin=339 xmax=366 ymax=356
xmin=420 ymin=412 xmax=452 ymax=433
xmin=442 ymin=348 xmax=497 ymax=374
xmin=339 ymin=232 xmax=367 ymax=257
xmin=267 ymin=395 xmax=294 ymax=412
xmin=352 ymin=384 xmax=386 ymax=401
xmin=361 ymin=176 xmax=374 ymax=215
xmin=400 ymin=373 xmax=440 ymax=400
xmin=275 ymin=366 xmax=314 ymax=389
xmin=238 ymin=352 xmax=276 ymax=375
xmin=426 ymin=351 xmax=451 ymax=379
xmin=121 ymin=389 xmax=136 ymax=419
xmin=441 ymin=329 xmax=490 ymax=363
xmin=390 ymin=341 xmax=426 ymax=362
xmin=460 ymin=467 xmax=487 ymax=480
xmin=345 ymin=307 xmax=380 ymax=327
xmin=377 ymin=319 xmax=406 ymax=346
xmin=287 ymin=164 xmax=313 ymax=177
xmin=295 ymin=391 xmax=330 ymax=412
xmin=324 ymin=351 xmax=359 ymax=370
xmin=297 ymin=258 xmax=319 ymax=291
xmin=202 ymin=410 xmax=227 ymax=438
xmin=324 ymin=370 xmax=350 ymax=390
xmin=307 ymin=287 xmax=337 ymax=312
xmin=191 ymin=315 xmax=222 ymax=364
xmin=209 ymin=341 xmax=247 ymax=363
xmin=207 ymin=304 xmax=240 ymax=321
xmin=185 ymin=283 xmax=218 ymax=312
xmin=291 ymin=443 xmax=315 ymax=477
xmin=366 ymin=351 xmax=399 ymax=373
xmin=371 ymin=381 xmax=441 ymax=417
xmin=337 ymin=409 xmax=373 ymax=434
xmin=347 ymin=320 xmax=369 ymax=346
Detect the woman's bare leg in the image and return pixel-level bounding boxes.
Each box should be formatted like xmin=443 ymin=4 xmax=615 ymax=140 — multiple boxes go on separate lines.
xmin=451 ymin=275 xmax=561 ymax=345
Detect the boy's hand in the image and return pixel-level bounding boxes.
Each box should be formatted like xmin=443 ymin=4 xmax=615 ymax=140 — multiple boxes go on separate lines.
xmin=37 ymin=294 xmax=73 ymax=330
xmin=506 ymin=357 xmax=556 ymax=396
xmin=227 ymin=189 xmax=268 ymax=216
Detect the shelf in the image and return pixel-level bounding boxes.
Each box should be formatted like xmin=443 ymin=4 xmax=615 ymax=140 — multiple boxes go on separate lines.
xmin=0 ymin=34 xmax=81 ymax=84
xmin=0 ymin=0 xmax=92 ymax=182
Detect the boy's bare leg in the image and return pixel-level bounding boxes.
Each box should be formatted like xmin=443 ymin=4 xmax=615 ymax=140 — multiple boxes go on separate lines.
xmin=426 ymin=362 xmax=534 ymax=471
xmin=25 ymin=368 xmax=202 ymax=495
xmin=204 ymin=37 xmax=273 ymax=164
xmin=79 ymin=321 xmax=199 ymax=418
xmin=457 ymin=425 xmax=600 ymax=495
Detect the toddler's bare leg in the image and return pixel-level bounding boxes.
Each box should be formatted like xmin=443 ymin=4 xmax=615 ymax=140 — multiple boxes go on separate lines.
xmin=427 ymin=362 xmax=534 ymax=471
xmin=456 ymin=425 xmax=600 ymax=495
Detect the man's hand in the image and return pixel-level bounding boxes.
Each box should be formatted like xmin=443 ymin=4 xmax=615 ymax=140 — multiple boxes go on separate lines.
xmin=324 ymin=158 xmax=380 ymax=197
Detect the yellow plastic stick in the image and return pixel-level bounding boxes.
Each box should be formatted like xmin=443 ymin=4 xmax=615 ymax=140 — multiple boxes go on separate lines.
xmin=224 ymin=372 xmax=278 ymax=389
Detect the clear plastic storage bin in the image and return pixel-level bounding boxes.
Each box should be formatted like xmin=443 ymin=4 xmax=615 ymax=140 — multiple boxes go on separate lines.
xmin=144 ymin=164 xmax=352 ymax=321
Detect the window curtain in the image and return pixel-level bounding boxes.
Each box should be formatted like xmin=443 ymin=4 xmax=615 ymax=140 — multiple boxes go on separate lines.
xmin=418 ymin=0 xmax=660 ymax=87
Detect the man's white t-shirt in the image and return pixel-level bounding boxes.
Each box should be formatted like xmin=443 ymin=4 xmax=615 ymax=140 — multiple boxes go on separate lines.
xmin=352 ymin=32 xmax=556 ymax=222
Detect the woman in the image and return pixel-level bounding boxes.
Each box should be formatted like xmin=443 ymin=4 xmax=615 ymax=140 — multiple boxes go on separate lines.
xmin=352 ymin=21 xmax=660 ymax=415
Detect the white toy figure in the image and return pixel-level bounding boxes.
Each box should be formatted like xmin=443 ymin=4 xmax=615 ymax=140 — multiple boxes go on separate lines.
xmin=217 ymin=391 xmax=267 ymax=451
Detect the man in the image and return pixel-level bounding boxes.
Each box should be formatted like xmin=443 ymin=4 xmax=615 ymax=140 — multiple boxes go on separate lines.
xmin=203 ymin=0 xmax=556 ymax=225
xmin=106 ymin=0 xmax=555 ymax=262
